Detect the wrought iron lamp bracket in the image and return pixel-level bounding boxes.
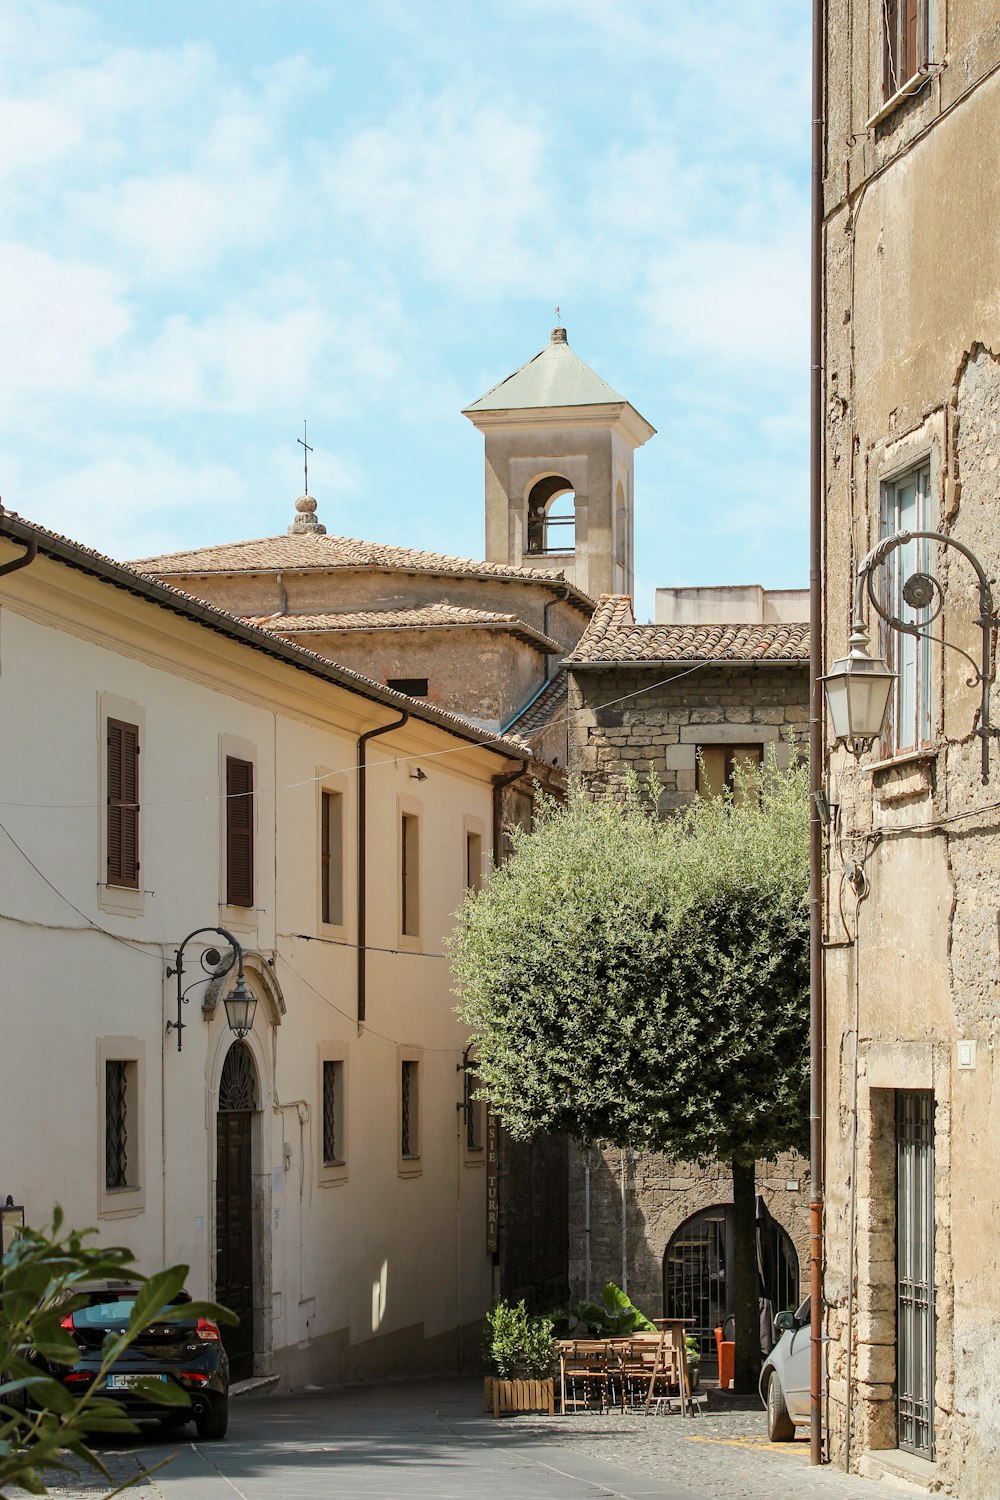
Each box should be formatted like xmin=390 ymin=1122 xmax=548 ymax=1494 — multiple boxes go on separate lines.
xmin=858 ymin=529 xmax=1000 ymax=784
xmin=165 ymin=926 xmax=245 ymax=1052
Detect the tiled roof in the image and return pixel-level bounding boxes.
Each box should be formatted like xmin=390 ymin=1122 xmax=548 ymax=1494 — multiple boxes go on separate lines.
xmin=0 ymin=510 xmax=531 ymax=762
xmin=567 ymin=596 xmax=810 ymax=665
xmin=245 ymin=603 xmax=561 ymax=652
xmin=504 ymin=666 xmax=568 ymax=736
xmin=130 ymin=530 xmax=595 ymax=610
xmin=464 ymin=328 xmax=624 ymax=413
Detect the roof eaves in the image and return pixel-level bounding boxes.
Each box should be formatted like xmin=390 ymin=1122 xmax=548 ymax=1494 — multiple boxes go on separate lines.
xmin=0 ymin=512 xmax=529 ymax=763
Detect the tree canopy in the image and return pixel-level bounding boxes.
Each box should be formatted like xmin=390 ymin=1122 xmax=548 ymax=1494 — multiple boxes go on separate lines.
xmin=450 ymin=758 xmax=810 ymax=1166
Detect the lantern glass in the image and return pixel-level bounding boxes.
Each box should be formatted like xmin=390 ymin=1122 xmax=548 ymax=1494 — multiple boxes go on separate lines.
xmin=224 ymin=977 xmax=257 ymax=1038
xmin=822 ymin=644 xmax=896 ymax=749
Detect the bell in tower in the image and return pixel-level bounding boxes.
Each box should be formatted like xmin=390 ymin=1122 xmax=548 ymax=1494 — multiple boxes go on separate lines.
xmin=463 ymin=325 xmax=655 ymax=599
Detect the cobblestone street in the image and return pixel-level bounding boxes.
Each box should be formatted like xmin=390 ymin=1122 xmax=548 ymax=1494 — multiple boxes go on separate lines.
xmin=28 ymin=1379 xmax=893 ymax=1500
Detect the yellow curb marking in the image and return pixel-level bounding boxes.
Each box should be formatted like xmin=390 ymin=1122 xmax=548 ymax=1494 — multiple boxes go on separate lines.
xmin=684 ymin=1434 xmax=810 ymax=1458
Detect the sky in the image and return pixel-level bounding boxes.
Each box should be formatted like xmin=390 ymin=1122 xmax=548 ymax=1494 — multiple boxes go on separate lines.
xmin=1 ymin=0 xmax=812 ymax=621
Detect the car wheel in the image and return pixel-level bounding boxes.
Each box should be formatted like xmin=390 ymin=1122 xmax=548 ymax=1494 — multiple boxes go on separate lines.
xmin=195 ymin=1398 xmax=229 ymax=1440
xmin=766 ymin=1372 xmax=795 ymax=1442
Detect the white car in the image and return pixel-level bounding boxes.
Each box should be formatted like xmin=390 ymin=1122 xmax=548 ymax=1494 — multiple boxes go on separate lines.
xmin=758 ymin=1296 xmax=816 ymax=1441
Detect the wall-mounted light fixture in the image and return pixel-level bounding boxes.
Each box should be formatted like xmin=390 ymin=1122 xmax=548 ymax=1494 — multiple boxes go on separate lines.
xmin=823 ymin=529 xmax=1000 ymax=783
xmin=165 ymin=927 xmax=255 ymax=1052
xmin=409 ymin=766 xmax=427 ymax=781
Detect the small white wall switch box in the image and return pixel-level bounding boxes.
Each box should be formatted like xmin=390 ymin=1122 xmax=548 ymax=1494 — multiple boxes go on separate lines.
xmin=786 ymin=1180 xmax=800 ymax=1191
xmin=957 ymin=1039 xmax=976 ymax=1069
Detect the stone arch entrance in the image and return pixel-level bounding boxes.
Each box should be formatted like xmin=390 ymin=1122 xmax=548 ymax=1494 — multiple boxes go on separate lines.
xmin=216 ymin=1040 xmax=259 ymax=1381
xmin=662 ymin=1202 xmax=800 ymax=1365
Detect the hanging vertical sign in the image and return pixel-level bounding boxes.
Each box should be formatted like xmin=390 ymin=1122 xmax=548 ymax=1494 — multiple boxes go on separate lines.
xmin=486 ymin=1111 xmax=499 ymax=1253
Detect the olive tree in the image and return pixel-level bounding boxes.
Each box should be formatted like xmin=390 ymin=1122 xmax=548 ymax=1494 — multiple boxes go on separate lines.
xmin=450 ymin=758 xmax=809 ymax=1392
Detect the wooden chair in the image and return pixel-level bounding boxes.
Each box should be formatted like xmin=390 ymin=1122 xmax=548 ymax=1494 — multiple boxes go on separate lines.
xmin=620 ymin=1333 xmax=682 ymax=1413
xmin=559 ymin=1340 xmax=614 ymax=1413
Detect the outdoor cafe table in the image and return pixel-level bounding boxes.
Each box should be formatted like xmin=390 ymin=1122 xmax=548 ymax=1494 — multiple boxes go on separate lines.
xmin=650 ymin=1318 xmax=694 ymax=1417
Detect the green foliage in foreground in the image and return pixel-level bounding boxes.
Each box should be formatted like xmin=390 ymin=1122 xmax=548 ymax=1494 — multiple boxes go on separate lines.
xmin=451 ymin=758 xmax=810 ymax=1167
xmin=482 ymin=1299 xmax=556 ymax=1379
xmin=0 ymin=1210 xmax=235 ymax=1498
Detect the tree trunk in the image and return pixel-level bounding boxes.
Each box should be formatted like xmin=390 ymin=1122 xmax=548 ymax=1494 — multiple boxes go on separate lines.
xmin=730 ymin=1158 xmax=760 ymax=1394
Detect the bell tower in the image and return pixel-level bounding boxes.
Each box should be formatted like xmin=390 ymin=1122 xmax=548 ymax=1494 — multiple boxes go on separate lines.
xmin=463 ymin=326 xmax=655 ymax=599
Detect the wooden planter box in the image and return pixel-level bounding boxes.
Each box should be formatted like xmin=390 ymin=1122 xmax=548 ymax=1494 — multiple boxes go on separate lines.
xmin=483 ymin=1376 xmax=555 ymax=1416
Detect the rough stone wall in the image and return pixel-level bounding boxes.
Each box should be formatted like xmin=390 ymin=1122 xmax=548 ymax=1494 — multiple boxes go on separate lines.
xmin=820 ymin=4 xmax=1000 ymax=1485
xmin=498 ymin=1130 xmax=570 ymax=1313
xmin=568 ymin=662 xmax=808 ymax=809
xmin=566 ymin=1145 xmax=811 ymax=1327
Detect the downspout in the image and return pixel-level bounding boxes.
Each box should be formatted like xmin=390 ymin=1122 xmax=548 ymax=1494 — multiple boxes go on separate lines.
xmin=0 ymin=507 xmax=38 ymax=579
xmin=619 ymin=1147 xmax=629 ymax=1296
xmin=491 ymin=760 xmax=527 ymax=869
xmin=808 ymin=0 xmax=827 ymax=1468
xmin=356 ymin=708 xmax=410 ymax=1028
xmin=542 ymin=586 xmax=569 ymax=682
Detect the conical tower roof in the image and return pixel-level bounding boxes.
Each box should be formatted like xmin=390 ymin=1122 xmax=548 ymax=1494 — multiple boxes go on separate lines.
xmin=463 ymin=326 xmax=625 ymax=414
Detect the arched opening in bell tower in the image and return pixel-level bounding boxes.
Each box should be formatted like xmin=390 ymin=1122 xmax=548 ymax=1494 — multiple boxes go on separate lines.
xmin=525 ymin=475 xmax=575 ymax=557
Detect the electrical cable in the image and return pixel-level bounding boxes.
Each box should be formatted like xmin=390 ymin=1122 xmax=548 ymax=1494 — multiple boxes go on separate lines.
xmin=0 ymin=657 xmax=722 ymax=813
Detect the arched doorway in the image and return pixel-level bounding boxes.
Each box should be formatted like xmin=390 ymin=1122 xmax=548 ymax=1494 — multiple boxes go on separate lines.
xmin=216 ymin=1040 xmax=258 ymax=1381
xmin=662 ymin=1202 xmax=799 ymax=1364
xmin=526 ymin=475 xmax=575 ymax=556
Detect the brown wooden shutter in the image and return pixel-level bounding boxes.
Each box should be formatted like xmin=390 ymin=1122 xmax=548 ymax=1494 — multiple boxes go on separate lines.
xmin=226 ymin=757 xmax=254 ymax=907
xmin=107 ymin=718 xmax=139 ymax=888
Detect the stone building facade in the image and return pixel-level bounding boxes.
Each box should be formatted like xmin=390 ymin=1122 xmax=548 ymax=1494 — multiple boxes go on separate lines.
xmin=565 ymin=590 xmax=811 ymax=1359
xmin=818 ymin=2 xmax=1000 ymax=1493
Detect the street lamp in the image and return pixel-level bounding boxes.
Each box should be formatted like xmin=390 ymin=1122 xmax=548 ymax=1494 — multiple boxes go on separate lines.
xmin=165 ymin=927 xmax=255 ymax=1052
xmin=824 ymin=529 xmax=1000 ymax=783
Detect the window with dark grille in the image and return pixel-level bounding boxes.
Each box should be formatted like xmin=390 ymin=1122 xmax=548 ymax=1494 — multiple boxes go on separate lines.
xmin=882 ymin=0 xmax=928 ymax=97
xmin=321 ymin=790 xmax=344 ymax=926
xmin=401 ymin=813 xmax=419 ymax=936
xmin=107 ymin=718 xmax=140 ymax=888
xmin=696 ymin=745 xmax=763 ymax=803
xmin=386 ymin=678 xmax=429 ymax=698
xmin=226 ymin=757 xmax=254 ymax=907
xmin=401 ymin=1060 xmax=419 ymax=1158
xmin=105 ymin=1060 xmax=129 ymax=1189
xmin=322 ymin=1060 xmax=344 ymax=1165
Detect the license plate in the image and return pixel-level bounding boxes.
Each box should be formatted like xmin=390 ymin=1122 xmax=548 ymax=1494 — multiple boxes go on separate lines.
xmin=106 ymin=1374 xmax=168 ymax=1390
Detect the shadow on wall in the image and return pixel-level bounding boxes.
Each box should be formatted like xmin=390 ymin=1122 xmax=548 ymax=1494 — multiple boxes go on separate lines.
xmin=498 ymin=1129 xmax=569 ymax=1314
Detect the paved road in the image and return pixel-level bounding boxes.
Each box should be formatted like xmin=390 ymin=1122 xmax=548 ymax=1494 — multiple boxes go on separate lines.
xmin=35 ymin=1378 xmax=891 ymax=1500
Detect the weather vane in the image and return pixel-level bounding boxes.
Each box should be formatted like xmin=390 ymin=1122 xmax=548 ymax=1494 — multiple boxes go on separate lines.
xmin=554 ymin=305 xmax=561 ymax=323
xmin=297 ymin=420 xmax=313 ymax=496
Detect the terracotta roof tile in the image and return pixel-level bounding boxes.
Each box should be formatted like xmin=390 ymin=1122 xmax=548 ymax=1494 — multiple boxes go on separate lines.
xmin=130 ymin=530 xmax=595 ymax=609
xmin=567 ymin=596 xmax=810 ymax=665
xmin=504 ymin=666 xmax=568 ymax=735
xmin=245 ymin=603 xmax=561 ymax=652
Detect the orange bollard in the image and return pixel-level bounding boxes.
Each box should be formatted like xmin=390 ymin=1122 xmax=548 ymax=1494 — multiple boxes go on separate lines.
xmin=714 ymin=1326 xmax=735 ymax=1390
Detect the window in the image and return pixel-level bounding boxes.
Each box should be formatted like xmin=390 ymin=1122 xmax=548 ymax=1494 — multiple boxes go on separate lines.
xmin=881 ymin=464 xmax=932 ymax=751
xmin=106 ymin=718 xmax=139 ymax=889
xmin=526 ymin=475 xmax=575 ymax=556
xmin=882 ymin=0 xmax=928 ymax=98
xmin=226 ymin=756 xmax=254 ymax=907
xmin=321 ymin=789 xmax=344 ymax=926
xmin=104 ymin=1058 xmax=140 ymax=1194
xmin=322 ymin=1060 xmax=344 ymax=1166
xmin=696 ymin=745 xmax=762 ymax=802
xmin=386 ymin=678 xmax=429 ymax=698
xmin=401 ymin=812 xmax=420 ymax=937
xmin=466 ymin=830 xmax=483 ymax=892
xmin=401 ymin=1060 xmax=420 ymax=1159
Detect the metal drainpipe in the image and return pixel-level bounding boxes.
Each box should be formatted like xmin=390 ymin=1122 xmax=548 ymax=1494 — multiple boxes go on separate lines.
xmin=491 ymin=761 xmax=527 ymax=869
xmin=584 ymin=1144 xmax=592 ymax=1302
xmin=0 ymin=507 xmax=38 ymax=579
xmin=356 ymin=708 xmax=410 ymax=1027
xmin=542 ymin=586 xmax=569 ymax=682
xmin=808 ymin=0 xmax=827 ymax=1467
xmin=620 ymin=1147 xmax=629 ymax=1295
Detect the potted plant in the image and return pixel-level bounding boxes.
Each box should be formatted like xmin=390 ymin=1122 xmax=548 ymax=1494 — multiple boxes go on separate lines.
xmin=685 ymin=1334 xmax=702 ymax=1392
xmin=482 ymin=1299 xmax=556 ymax=1416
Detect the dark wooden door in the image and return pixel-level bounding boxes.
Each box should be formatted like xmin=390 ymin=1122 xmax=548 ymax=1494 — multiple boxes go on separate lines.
xmin=216 ymin=1110 xmax=254 ymax=1380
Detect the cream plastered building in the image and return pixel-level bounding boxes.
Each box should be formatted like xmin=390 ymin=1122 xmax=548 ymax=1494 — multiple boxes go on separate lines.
xmin=821 ymin=3 xmax=1000 ymax=1493
xmin=0 ymin=512 xmax=524 ymax=1387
